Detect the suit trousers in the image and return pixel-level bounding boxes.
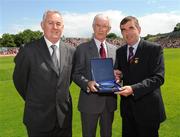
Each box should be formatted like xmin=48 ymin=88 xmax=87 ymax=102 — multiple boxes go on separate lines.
xmin=27 ymin=110 xmax=72 ymax=137
xmin=80 ymin=107 xmax=114 ymax=137
xmin=122 ymin=114 xmax=160 ymax=137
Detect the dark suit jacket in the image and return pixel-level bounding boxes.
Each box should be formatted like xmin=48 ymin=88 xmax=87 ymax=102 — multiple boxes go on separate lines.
xmin=13 ymin=37 xmax=75 ymax=131
xmin=115 ymin=39 xmax=166 ymax=125
xmin=73 ymin=39 xmax=117 ymax=113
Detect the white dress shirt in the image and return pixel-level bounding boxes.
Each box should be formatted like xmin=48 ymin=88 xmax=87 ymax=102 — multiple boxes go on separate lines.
xmin=44 ymin=36 xmax=60 ymax=63
xmin=94 ymin=38 xmax=108 ymax=56
xmin=127 ymin=38 xmax=140 ymax=60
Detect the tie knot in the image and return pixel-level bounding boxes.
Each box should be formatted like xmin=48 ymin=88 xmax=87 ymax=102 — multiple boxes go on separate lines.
xmin=100 ymin=43 xmax=104 ymax=48
xmin=129 ymin=47 xmax=134 ymax=53
xmin=51 ymin=45 xmax=57 ymax=51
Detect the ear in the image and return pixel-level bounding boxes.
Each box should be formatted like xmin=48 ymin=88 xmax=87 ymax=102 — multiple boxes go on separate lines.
xmin=62 ymin=24 xmax=64 ymax=30
xmin=41 ymin=21 xmax=44 ymax=30
xmin=138 ymin=26 xmax=141 ymax=34
xmin=92 ymin=24 xmax=95 ymax=31
xmin=107 ymin=26 xmax=111 ymax=33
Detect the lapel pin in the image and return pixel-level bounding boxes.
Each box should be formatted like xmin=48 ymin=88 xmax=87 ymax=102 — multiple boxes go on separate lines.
xmin=134 ymin=58 xmax=139 ymax=64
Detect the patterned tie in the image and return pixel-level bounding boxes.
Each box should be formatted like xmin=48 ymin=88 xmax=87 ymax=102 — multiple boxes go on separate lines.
xmin=128 ymin=47 xmax=134 ymax=63
xmin=100 ymin=43 xmax=106 ymax=58
xmin=51 ymin=45 xmax=59 ymax=69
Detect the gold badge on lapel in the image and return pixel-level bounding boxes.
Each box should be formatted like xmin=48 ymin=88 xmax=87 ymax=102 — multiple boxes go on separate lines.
xmin=134 ymin=58 xmax=139 ymax=64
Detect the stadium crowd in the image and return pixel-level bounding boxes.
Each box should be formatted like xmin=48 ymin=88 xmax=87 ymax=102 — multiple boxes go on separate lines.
xmin=156 ymin=37 xmax=180 ymax=48
xmin=0 ymin=47 xmax=19 ymax=56
xmin=0 ymin=37 xmax=180 ymax=56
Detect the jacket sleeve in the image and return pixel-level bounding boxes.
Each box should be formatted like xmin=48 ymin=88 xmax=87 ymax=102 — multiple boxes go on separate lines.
xmin=13 ymin=47 xmax=30 ymax=100
xmin=72 ymin=46 xmax=89 ymax=92
xmin=131 ymin=45 xmax=165 ymax=100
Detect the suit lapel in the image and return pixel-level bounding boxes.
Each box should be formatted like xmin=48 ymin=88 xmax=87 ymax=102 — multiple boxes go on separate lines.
xmin=106 ymin=42 xmax=113 ymax=58
xmin=123 ymin=45 xmax=128 ymax=64
xmin=134 ymin=39 xmax=144 ymax=58
xmin=89 ymin=39 xmax=99 ymax=58
xmin=124 ymin=39 xmax=144 ymax=64
xmin=126 ymin=39 xmax=144 ymax=69
xmin=59 ymin=41 xmax=67 ymax=75
xmin=37 ymin=37 xmax=59 ymax=76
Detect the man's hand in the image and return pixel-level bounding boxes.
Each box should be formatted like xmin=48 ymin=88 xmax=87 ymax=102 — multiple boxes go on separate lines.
xmin=87 ymin=81 xmax=99 ymax=92
xmin=115 ymin=86 xmax=133 ymax=97
xmin=114 ymin=69 xmax=122 ymax=83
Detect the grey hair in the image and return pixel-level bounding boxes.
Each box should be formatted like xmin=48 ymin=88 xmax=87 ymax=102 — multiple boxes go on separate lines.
xmin=42 ymin=10 xmax=62 ymax=22
xmin=92 ymin=13 xmax=111 ymax=27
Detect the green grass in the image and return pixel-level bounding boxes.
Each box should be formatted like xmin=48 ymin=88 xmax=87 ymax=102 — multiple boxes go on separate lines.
xmin=0 ymin=48 xmax=180 ymax=137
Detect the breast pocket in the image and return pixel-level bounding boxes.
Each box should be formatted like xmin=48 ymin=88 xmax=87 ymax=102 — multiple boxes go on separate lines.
xmin=38 ymin=62 xmax=51 ymax=80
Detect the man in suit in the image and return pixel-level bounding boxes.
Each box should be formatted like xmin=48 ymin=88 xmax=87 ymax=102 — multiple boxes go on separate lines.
xmin=72 ymin=14 xmax=117 ymax=137
xmin=115 ymin=16 xmax=166 ymax=137
xmin=13 ymin=10 xmax=75 ymax=137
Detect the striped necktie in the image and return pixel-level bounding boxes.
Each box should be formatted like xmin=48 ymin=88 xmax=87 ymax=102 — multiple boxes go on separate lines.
xmin=128 ymin=47 xmax=134 ymax=63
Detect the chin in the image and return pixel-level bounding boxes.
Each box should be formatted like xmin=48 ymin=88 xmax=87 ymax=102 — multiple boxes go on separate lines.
xmin=98 ymin=36 xmax=106 ymax=41
xmin=50 ymin=38 xmax=59 ymax=43
xmin=126 ymin=39 xmax=135 ymax=45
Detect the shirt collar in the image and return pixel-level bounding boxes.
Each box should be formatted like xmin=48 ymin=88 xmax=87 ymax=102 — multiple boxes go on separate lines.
xmin=94 ymin=38 xmax=106 ymax=49
xmin=127 ymin=38 xmax=140 ymax=51
xmin=44 ymin=36 xmax=60 ymax=49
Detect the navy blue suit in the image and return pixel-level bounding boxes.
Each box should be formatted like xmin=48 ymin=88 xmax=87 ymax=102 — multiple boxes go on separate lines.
xmin=115 ymin=39 xmax=166 ymax=137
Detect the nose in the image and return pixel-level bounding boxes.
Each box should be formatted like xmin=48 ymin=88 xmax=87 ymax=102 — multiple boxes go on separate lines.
xmin=124 ymin=29 xmax=130 ymax=34
xmin=53 ymin=23 xmax=58 ymax=29
xmin=98 ymin=26 xmax=104 ymax=32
